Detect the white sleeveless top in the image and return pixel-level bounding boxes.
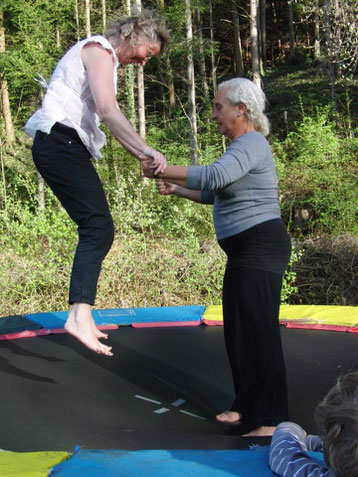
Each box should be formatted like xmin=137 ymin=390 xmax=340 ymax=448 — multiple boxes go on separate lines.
xmin=25 ymin=36 xmax=119 ymax=159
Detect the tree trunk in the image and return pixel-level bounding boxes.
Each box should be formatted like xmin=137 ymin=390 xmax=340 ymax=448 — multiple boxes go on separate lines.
xmin=323 ymin=0 xmax=338 ymax=109
xmin=196 ymin=10 xmax=210 ymax=101
xmin=102 ymin=0 xmax=106 ymax=33
xmin=85 ymin=0 xmax=91 ymax=38
xmin=333 ymin=0 xmax=342 ymax=77
xmin=74 ymin=0 xmax=80 ymax=41
xmin=288 ymin=0 xmax=295 ymax=57
xmin=124 ymin=67 xmax=137 ymax=128
xmin=134 ymin=0 xmax=146 ymax=138
xmin=0 ymin=142 xmax=6 ymax=208
xmin=250 ymin=0 xmax=261 ymax=87
xmin=186 ymin=0 xmax=198 ymax=165
xmin=166 ymin=56 xmax=176 ymax=110
xmin=259 ymin=0 xmax=267 ymax=71
xmin=271 ymin=1 xmax=282 ymax=62
xmin=0 ymin=9 xmax=15 ymax=144
xmin=209 ymin=0 xmax=217 ymax=95
xmin=124 ymin=0 xmax=137 ymax=129
xmin=0 ymin=80 xmax=15 ymax=145
xmin=37 ymin=172 xmax=45 ymax=210
xmin=232 ymin=0 xmax=245 ymax=76
xmin=157 ymin=0 xmax=176 ymax=111
xmin=314 ymin=0 xmax=321 ymax=59
xmin=137 ymin=65 xmax=145 ymax=138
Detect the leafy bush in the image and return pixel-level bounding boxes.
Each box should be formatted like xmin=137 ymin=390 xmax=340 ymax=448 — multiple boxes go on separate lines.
xmin=272 ymin=106 xmax=358 ymax=235
xmin=0 ymin=165 xmax=298 ymax=316
xmin=0 ymin=197 xmax=75 ymax=314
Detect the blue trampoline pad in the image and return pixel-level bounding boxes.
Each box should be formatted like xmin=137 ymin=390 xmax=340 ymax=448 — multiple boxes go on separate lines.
xmin=51 ymin=448 xmax=275 ymax=476
xmin=0 ymin=315 xmax=43 ymax=333
xmin=51 ymin=448 xmax=326 ymax=476
xmin=25 ymin=305 xmax=205 ymax=329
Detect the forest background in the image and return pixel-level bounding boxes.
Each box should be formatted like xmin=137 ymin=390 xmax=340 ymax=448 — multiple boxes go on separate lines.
xmin=0 ymin=0 xmax=357 ymax=317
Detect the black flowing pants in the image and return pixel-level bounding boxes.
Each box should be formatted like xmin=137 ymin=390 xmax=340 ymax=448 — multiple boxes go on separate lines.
xmin=32 ymin=123 xmax=114 ymax=305
xmin=218 ymin=219 xmax=291 ymax=432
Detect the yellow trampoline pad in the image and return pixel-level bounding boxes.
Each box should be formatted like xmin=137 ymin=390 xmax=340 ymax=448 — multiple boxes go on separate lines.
xmin=0 ymin=450 xmax=69 ymax=477
xmin=203 ymin=305 xmax=358 ymax=329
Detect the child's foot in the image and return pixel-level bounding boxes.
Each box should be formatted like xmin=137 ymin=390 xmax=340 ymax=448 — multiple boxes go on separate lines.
xmin=216 ymin=410 xmax=242 ymax=425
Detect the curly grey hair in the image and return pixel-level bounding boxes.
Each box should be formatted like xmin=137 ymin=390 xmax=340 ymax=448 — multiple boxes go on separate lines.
xmin=315 ymin=372 xmax=358 ymax=477
xmin=105 ymin=7 xmax=170 ymax=53
xmin=218 ymin=78 xmax=270 ymax=137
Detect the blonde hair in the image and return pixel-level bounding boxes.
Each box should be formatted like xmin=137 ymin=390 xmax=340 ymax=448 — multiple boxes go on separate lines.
xmin=218 ymin=78 xmax=270 ymax=137
xmin=105 ymin=7 xmax=170 ymax=53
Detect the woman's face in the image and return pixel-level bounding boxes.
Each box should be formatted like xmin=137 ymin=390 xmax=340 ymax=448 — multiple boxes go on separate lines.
xmin=116 ymin=39 xmax=161 ymax=66
xmin=211 ymin=88 xmax=245 ymax=140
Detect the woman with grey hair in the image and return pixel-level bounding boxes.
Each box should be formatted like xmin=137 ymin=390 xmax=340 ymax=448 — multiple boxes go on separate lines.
xmin=142 ymin=77 xmax=291 ymax=436
xmin=25 ymin=9 xmax=170 ymax=356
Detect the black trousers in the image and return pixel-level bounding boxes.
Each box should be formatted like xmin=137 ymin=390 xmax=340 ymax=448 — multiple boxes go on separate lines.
xmin=218 ymin=219 xmax=291 ymax=432
xmin=32 ymin=123 xmax=114 ymax=305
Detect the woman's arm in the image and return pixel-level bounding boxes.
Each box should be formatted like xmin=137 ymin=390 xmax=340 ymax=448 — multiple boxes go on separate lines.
xmin=81 ymin=43 xmax=166 ymax=173
xmin=143 ymin=136 xmax=262 ymax=190
xmin=154 ymin=165 xmax=189 ymax=188
xmin=116 ymin=136 xmax=147 ymax=162
xmin=142 ymin=158 xmax=188 ymax=187
xmin=156 ymin=179 xmax=203 ymax=203
xmin=143 ymin=160 xmax=215 ymax=206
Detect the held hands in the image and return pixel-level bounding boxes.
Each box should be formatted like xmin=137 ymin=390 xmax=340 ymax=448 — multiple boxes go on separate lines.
xmin=141 ymin=158 xmax=156 ymax=178
xmin=141 ymin=160 xmax=176 ymax=196
xmin=142 ymin=147 xmax=167 ymax=174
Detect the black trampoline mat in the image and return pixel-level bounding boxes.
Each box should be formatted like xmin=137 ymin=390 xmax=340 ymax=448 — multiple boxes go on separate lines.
xmin=0 ymin=325 xmax=357 ymax=452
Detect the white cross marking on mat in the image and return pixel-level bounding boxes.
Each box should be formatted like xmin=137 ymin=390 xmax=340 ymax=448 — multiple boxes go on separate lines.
xmin=134 ymin=394 xmax=206 ymax=420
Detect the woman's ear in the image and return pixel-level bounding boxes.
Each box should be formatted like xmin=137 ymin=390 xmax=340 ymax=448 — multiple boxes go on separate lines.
xmin=237 ymin=103 xmax=246 ymax=116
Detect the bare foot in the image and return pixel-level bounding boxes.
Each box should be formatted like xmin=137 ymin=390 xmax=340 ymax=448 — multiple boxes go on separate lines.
xmin=90 ymin=317 xmax=108 ymax=340
xmin=216 ymin=410 xmax=242 ymax=424
xmin=242 ymin=426 xmax=276 ymax=437
xmin=65 ymin=303 xmax=113 ymax=356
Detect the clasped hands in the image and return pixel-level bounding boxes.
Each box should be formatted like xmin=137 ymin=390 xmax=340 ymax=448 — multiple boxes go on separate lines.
xmin=141 ymin=156 xmax=175 ymax=196
xmin=141 ymin=147 xmax=166 ymax=175
xmin=141 ymin=157 xmax=159 ymax=178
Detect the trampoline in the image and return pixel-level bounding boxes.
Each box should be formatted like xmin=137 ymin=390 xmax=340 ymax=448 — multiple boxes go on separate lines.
xmin=0 ymin=305 xmax=357 ymax=475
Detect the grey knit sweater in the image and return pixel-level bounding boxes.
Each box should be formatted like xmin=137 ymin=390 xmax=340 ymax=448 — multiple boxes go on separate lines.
xmin=186 ymin=131 xmax=280 ymax=240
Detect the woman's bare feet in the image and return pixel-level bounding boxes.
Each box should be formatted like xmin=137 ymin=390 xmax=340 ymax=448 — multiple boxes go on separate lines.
xmin=242 ymin=426 xmax=276 ymax=437
xmin=90 ymin=318 xmax=108 ymax=340
xmin=64 ymin=303 xmax=113 ymax=356
xmin=216 ymin=410 xmax=242 ymax=425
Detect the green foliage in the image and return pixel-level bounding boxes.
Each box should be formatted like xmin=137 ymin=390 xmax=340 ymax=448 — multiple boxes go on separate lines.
xmin=2 ymin=0 xmax=77 ymax=126
xmin=0 ymin=172 xmax=299 ymax=316
xmin=280 ymin=243 xmax=303 ymax=303
xmin=0 ymin=136 xmax=39 ymax=208
xmin=0 ymin=168 xmax=223 ymax=315
xmin=2 ymin=0 xmax=358 ymax=313
xmin=0 ymin=197 xmax=76 ymax=314
xmin=273 ymin=105 xmax=358 ymax=235
xmin=286 ymin=46 xmax=314 ymax=68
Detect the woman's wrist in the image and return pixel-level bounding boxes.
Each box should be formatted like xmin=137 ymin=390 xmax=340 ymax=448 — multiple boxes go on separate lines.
xmin=143 ymin=146 xmax=155 ymax=157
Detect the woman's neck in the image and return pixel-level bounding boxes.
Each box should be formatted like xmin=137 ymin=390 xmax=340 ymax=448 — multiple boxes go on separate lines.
xmin=231 ymin=121 xmax=255 ymax=141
